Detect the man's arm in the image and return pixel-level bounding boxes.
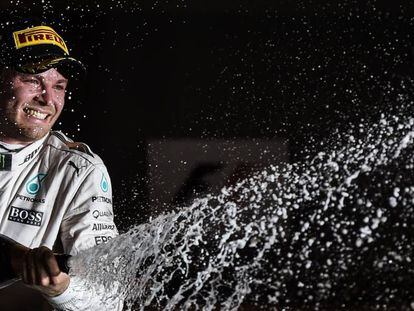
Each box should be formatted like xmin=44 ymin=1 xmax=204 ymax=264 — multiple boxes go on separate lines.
xmin=0 ymin=162 xmax=121 ymax=310
xmin=0 ymin=234 xmax=22 ymax=286
xmin=45 ymin=163 xmax=121 ymax=310
xmin=0 ymin=234 xmax=69 ymax=296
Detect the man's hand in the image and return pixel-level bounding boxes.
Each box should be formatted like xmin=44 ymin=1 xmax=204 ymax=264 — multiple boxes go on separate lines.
xmin=10 ymin=245 xmax=70 ymax=297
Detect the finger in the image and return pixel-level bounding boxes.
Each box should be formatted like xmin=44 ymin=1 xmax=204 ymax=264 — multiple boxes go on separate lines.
xmin=33 ymin=248 xmax=51 ymax=286
xmin=21 ymin=251 xmax=28 ymax=283
xmin=39 ymin=246 xmax=60 ymax=284
xmin=25 ymin=250 xmax=36 ymax=285
xmin=51 ymin=271 xmax=69 ymax=288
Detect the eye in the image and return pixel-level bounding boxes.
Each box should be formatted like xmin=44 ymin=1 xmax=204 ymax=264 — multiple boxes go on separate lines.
xmin=23 ymin=78 xmax=40 ymax=86
xmin=54 ymin=84 xmax=66 ymax=91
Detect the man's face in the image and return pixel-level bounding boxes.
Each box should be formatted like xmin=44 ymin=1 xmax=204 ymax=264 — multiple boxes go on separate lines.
xmin=0 ymin=68 xmax=68 ymax=144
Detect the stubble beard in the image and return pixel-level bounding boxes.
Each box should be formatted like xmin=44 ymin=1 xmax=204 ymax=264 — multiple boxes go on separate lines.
xmin=0 ymin=108 xmax=49 ymax=144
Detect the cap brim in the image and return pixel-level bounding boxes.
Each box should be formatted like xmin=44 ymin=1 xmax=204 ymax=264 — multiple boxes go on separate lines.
xmin=15 ymin=56 xmax=86 ymax=80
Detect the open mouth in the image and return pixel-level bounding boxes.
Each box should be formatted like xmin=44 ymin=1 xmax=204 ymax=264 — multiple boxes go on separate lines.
xmin=23 ymin=107 xmax=49 ymax=120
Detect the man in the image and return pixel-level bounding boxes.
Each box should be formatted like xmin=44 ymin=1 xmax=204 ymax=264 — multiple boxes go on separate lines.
xmin=0 ymin=18 xmax=121 ymax=310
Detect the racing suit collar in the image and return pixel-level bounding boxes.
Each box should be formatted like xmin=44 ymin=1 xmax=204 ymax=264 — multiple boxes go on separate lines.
xmin=0 ymin=134 xmax=49 ymax=171
xmin=0 ymin=141 xmax=26 ymax=152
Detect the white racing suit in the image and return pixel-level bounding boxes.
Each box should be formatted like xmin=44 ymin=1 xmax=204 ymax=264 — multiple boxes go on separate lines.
xmin=0 ymin=131 xmax=122 ymax=310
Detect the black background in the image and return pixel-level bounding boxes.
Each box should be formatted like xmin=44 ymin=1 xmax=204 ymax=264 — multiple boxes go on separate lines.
xmin=1 ymin=0 xmax=414 ymax=231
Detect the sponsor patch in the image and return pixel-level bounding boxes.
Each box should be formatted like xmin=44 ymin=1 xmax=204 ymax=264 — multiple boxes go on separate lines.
xmin=91 ymin=196 xmax=112 ymax=204
xmin=100 ymin=174 xmax=109 ymax=192
xmin=26 ymin=173 xmax=47 ymax=195
xmin=92 ymin=223 xmax=115 ymax=231
xmin=19 ymin=145 xmax=42 ymax=166
xmin=0 ymin=153 xmax=12 ymax=171
xmin=13 ymin=26 xmax=69 ymax=54
xmin=15 ymin=194 xmax=45 ymax=204
xmin=92 ymin=209 xmax=113 ymax=219
xmin=8 ymin=206 xmax=43 ymax=226
xmin=95 ymin=235 xmax=113 ymax=245
xmin=68 ymin=161 xmax=80 ymax=176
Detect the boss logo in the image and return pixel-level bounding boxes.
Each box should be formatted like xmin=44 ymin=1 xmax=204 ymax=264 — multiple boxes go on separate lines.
xmin=8 ymin=206 xmax=43 ymax=226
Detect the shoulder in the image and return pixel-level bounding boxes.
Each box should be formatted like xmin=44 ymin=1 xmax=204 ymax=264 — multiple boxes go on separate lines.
xmin=44 ymin=131 xmax=105 ymax=168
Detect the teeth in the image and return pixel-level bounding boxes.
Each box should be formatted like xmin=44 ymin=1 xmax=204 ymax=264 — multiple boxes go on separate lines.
xmin=24 ymin=108 xmax=47 ymax=120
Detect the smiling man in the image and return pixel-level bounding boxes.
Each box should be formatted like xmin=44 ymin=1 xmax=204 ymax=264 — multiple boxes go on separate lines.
xmin=0 ymin=68 xmax=67 ymax=143
xmin=0 ymin=19 xmax=121 ymax=310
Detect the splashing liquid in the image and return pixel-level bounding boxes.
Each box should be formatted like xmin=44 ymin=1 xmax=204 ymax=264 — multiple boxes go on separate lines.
xmin=67 ymin=110 xmax=414 ymax=310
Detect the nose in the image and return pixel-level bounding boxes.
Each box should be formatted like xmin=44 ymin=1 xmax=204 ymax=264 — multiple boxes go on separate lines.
xmin=35 ymin=85 xmax=54 ymax=106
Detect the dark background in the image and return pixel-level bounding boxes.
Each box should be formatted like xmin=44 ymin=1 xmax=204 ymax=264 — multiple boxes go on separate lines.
xmin=1 ymin=0 xmax=414 ymax=231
